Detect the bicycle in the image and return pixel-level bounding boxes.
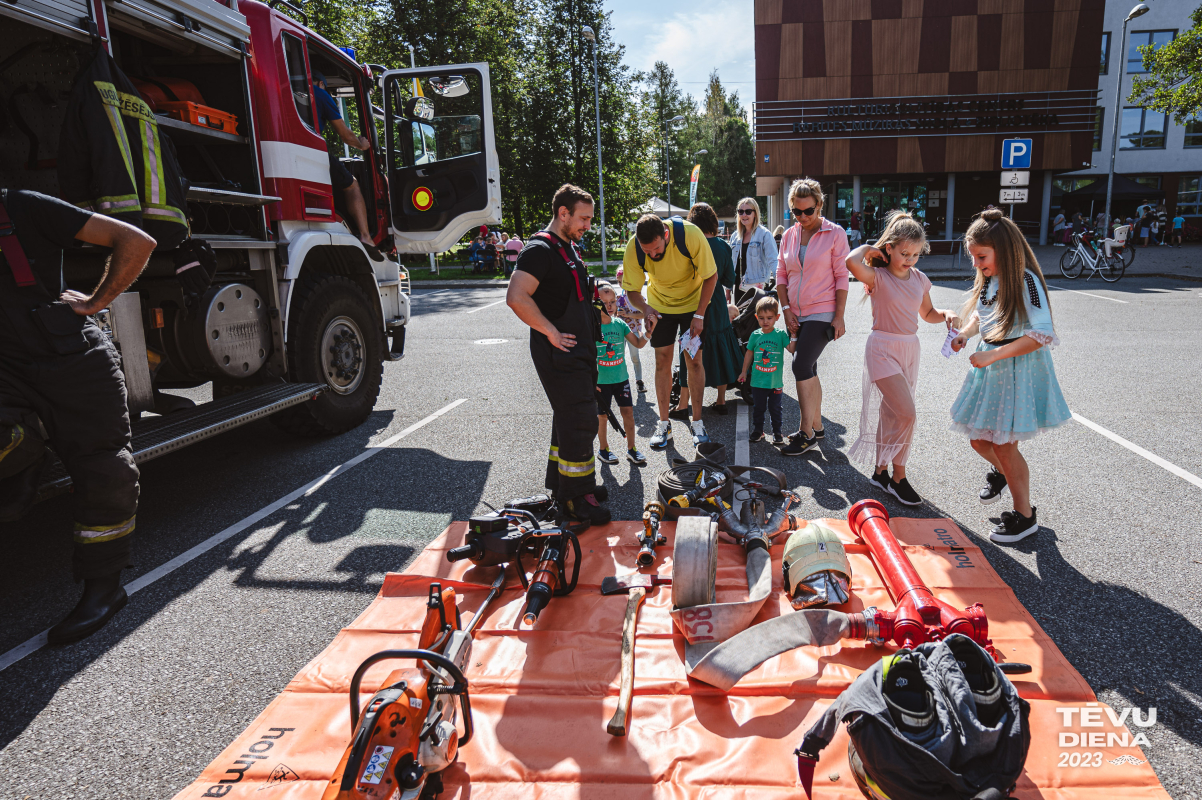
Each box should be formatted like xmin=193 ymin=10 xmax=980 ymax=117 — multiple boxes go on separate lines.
xmin=1059 ymin=228 xmax=1126 ymax=282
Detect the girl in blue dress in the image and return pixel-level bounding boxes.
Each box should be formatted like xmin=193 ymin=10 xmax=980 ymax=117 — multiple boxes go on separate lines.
xmin=949 ymin=209 xmax=1071 ymax=544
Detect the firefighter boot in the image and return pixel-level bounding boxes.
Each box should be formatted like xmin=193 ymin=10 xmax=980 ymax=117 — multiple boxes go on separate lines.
xmin=47 ymin=571 xmax=128 ymax=645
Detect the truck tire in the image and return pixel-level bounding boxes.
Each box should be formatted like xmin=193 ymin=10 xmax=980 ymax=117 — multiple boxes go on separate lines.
xmin=272 ymin=274 xmax=384 ymax=436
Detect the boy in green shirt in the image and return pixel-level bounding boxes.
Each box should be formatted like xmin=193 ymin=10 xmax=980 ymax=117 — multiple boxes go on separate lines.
xmin=596 ymin=284 xmax=649 ymax=465
xmin=738 ymin=296 xmax=795 ymax=444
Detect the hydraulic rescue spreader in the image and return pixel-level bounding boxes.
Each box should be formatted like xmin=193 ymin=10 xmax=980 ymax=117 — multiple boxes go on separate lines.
xmin=446 ymin=508 xmax=581 ymax=627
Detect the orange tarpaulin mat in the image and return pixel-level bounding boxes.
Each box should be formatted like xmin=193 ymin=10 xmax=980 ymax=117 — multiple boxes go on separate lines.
xmin=173 ymin=519 xmax=1170 ymax=799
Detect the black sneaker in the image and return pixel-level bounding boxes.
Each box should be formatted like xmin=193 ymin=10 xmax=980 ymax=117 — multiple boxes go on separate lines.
xmin=668 ymin=407 xmax=691 ymax=422
xmin=989 ymin=507 xmax=1038 ymax=544
xmin=870 ymin=468 xmax=891 ymax=494
xmin=708 ymin=402 xmax=729 ymax=416
xmin=979 ymin=468 xmax=1008 ymax=505
xmin=749 ymin=430 xmax=765 ymax=443
xmin=627 ymin=448 xmax=647 ymax=466
xmin=812 ymin=426 xmax=825 ymax=440
xmin=636 ymin=380 xmax=647 ymax=394
xmin=945 ymin=636 xmax=1004 ymax=727
xmin=780 ymin=432 xmax=818 ymax=456
xmin=563 ymin=494 xmax=611 ymax=527
xmin=881 ymin=650 xmax=936 ymax=735
xmin=888 ymin=477 xmax=923 ymax=506
xmin=772 ymin=433 xmax=785 ymax=446
xmin=598 ymin=448 xmax=619 ymax=465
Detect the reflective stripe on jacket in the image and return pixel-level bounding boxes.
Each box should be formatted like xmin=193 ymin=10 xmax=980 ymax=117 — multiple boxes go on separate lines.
xmin=58 ymin=50 xmax=189 ymax=251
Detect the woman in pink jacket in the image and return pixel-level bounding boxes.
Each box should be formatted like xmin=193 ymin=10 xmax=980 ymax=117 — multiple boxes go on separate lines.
xmin=775 ymin=178 xmax=850 ymax=456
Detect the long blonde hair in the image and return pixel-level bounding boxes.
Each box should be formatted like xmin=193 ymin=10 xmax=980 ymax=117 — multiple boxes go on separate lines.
xmin=861 ymin=210 xmax=928 ymax=304
xmin=960 ymin=208 xmax=1053 ymax=343
xmin=736 ymin=197 xmax=761 ymax=238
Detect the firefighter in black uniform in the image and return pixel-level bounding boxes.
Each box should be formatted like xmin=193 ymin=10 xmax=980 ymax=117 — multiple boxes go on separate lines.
xmin=506 ymin=184 xmax=610 ymax=525
xmin=0 ymin=189 xmax=156 ymax=643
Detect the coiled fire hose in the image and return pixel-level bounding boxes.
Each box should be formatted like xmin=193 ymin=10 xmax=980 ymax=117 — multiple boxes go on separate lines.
xmin=654 ymin=447 xmax=733 ymax=517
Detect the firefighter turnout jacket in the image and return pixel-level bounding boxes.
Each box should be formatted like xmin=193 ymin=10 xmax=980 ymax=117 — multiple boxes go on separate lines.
xmin=58 ymin=50 xmax=189 ymax=251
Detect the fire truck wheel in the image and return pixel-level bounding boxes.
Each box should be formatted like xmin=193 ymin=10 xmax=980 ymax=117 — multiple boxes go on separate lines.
xmin=272 ymin=275 xmax=384 ymax=436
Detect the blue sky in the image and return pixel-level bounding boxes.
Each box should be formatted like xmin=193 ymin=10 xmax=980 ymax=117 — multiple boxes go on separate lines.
xmin=605 ymin=0 xmax=755 ymax=116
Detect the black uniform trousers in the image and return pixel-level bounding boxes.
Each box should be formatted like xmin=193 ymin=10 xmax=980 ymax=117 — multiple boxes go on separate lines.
xmin=0 ymin=299 xmax=139 ymax=580
xmin=530 ymin=334 xmax=599 ymax=501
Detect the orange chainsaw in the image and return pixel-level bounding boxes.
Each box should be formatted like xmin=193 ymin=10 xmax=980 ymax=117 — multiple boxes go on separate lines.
xmin=322 ymin=571 xmax=505 ymax=800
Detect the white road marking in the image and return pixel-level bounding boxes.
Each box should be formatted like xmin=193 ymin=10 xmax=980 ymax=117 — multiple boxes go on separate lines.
xmin=1048 ymin=285 xmax=1128 ymax=304
xmin=413 ymin=289 xmax=450 ymax=297
xmin=0 ymin=399 xmax=468 ymax=674
xmin=1074 ymin=412 xmax=1202 ymax=491
xmin=733 ymin=403 xmax=750 ymax=517
xmin=466 ymin=297 xmax=508 ymax=314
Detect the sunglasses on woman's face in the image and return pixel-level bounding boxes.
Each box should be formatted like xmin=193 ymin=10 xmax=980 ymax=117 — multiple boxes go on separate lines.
xmin=737 ymin=209 xmax=755 ymax=216
xmin=791 ymin=205 xmax=818 ymax=217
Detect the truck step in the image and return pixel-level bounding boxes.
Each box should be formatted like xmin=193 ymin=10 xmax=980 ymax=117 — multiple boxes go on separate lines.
xmin=35 ymin=383 xmax=326 ymax=501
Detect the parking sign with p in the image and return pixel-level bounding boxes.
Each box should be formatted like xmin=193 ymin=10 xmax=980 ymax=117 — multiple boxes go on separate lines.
xmin=1001 ymin=138 xmax=1032 ymax=170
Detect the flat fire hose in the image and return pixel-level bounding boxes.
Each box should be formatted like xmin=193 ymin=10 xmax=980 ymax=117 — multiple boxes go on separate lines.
xmin=670 ymin=515 xmax=853 ymax=691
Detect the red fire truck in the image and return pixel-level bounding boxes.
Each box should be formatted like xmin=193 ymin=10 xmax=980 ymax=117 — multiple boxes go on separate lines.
xmin=0 ymin=0 xmax=499 ymax=495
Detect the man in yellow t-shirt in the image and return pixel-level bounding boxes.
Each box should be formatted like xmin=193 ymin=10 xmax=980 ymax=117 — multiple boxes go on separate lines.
xmin=621 ymin=213 xmax=718 ymax=448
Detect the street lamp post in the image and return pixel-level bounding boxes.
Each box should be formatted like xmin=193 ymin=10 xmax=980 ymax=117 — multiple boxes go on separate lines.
xmin=662 ymin=115 xmax=685 ymax=212
xmin=1104 ymin=3 xmax=1150 ymax=236
xmin=582 ymin=25 xmax=608 ymax=275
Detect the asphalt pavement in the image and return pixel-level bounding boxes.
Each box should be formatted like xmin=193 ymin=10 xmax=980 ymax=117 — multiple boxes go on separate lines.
xmin=1 ymin=269 xmax=1201 ymax=799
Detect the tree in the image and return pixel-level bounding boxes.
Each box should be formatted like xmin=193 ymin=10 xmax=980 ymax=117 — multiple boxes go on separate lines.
xmin=635 ymin=62 xmax=695 ymax=209
xmin=682 ymin=71 xmax=756 ymax=213
xmin=1128 ymin=4 xmax=1202 ymax=124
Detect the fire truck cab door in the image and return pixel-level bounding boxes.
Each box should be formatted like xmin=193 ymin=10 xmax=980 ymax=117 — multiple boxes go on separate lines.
xmin=382 ymin=64 xmax=501 ymax=253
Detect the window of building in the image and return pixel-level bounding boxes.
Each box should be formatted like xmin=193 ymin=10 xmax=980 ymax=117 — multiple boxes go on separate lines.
xmin=282 ymin=33 xmax=314 ymax=131
xmin=1131 ymin=176 xmax=1161 ymax=190
xmin=1053 ymin=178 xmax=1096 ymax=194
xmin=1093 ymin=107 xmax=1104 ymax=151
xmin=1100 ymin=32 xmax=1111 ymax=74
xmin=1178 ymin=176 xmax=1202 ymax=216
xmin=1186 ymin=116 xmax=1202 ymax=148
xmin=1127 ymin=30 xmax=1175 ymax=73
xmin=1120 ymin=107 xmax=1167 ymax=149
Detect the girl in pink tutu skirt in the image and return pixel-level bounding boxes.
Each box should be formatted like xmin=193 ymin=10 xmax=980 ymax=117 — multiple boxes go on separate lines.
xmin=845 ymin=211 xmax=960 ymax=506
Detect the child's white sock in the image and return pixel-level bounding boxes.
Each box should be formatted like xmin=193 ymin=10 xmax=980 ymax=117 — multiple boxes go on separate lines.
xmin=691 ymin=419 xmax=706 ymax=435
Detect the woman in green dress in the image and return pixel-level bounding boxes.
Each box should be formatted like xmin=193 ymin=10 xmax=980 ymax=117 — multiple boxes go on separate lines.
xmin=673 ymin=203 xmax=745 ymax=416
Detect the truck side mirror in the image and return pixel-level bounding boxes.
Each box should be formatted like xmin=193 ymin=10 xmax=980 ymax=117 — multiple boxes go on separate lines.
xmin=427 ymin=76 xmax=468 ymax=98
xmin=404 ymin=96 xmax=434 ymax=121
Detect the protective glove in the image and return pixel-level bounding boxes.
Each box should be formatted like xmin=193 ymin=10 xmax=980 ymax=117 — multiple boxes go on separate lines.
xmin=173 ymin=238 xmax=217 ymax=297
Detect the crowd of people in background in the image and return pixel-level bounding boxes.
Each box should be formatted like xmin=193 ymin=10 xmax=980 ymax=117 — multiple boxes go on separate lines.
xmin=468 ymin=230 xmax=525 ymax=275
xmin=1053 ymin=199 xmax=1185 ymax=248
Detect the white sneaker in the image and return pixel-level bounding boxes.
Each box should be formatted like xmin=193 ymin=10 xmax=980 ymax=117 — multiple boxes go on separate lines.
xmin=650 ymin=421 xmax=672 ymax=450
xmin=690 ymin=419 xmax=710 ymax=445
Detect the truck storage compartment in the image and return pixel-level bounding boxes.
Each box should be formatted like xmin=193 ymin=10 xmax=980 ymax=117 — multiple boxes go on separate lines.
xmin=109 ymin=26 xmax=268 ymax=240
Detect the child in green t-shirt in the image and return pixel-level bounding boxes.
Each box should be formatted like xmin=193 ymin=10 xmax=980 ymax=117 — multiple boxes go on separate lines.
xmin=738 ymin=296 xmax=795 ymax=444
xmin=596 ymin=284 xmax=649 ymax=465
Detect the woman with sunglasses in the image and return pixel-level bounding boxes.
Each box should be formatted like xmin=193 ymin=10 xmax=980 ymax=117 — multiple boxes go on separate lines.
xmin=775 ymin=178 xmax=850 ymax=457
xmin=728 ymin=198 xmax=778 ymax=304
